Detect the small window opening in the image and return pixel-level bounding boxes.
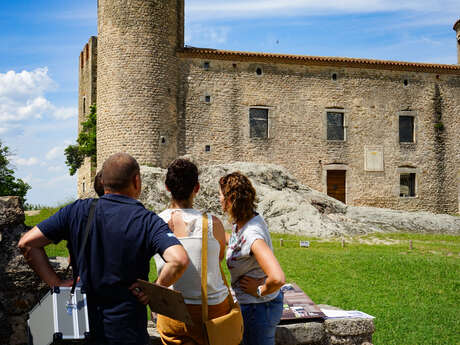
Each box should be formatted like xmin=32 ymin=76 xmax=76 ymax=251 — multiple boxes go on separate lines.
xmin=327 ymin=112 xmax=345 ymax=141
xmin=399 ymin=116 xmax=414 ymax=143
xmin=83 ymin=97 xmax=86 ymax=115
xmin=400 ymin=173 xmax=416 ymax=197
xmin=82 ymin=182 xmax=86 ymax=193
xmin=161 ymin=137 xmax=166 ymax=144
xmin=332 ymin=73 xmax=337 ymax=81
xmin=203 ymin=62 xmax=210 ymax=70
xmin=249 ymin=108 xmax=268 ymax=139
xmin=403 ymin=79 xmax=408 ymax=86
xmin=256 ymin=67 xmax=263 ymax=76
xmin=232 ymin=63 xmax=237 ymax=69
xmin=205 ymin=145 xmax=211 ymax=152
xmin=205 ymin=95 xmax=211 ymax=103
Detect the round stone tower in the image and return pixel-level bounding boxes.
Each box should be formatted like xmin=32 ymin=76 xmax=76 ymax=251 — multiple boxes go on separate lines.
xmin=97 ymin=0 xmax=184 ymax=168
xmin=454 ymin=19 xmax=460 ymax=64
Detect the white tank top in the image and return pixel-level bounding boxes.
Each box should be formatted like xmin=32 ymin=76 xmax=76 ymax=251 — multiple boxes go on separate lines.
xmin=154 ymin=208 xmax=228 ymax=305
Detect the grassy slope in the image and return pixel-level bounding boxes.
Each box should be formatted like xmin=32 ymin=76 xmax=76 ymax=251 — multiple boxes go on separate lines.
xmin=26 ymin=210 xmax=459 ymax=345
xmin=271 ymin=234 xmax=459 ymax=345
xmin=25 ymin=206 xmax=70 ymax=256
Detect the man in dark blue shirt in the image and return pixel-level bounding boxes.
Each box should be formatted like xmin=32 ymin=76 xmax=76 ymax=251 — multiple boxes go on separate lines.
xmin=19 ymin=153 xmax=189 ymax=345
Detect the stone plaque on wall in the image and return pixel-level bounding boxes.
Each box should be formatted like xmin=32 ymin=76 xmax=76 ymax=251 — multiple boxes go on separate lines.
xmin=364 ymin=146 xmax=384 ymax=171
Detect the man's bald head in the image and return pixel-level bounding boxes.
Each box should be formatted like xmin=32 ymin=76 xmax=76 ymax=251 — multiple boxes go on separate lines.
xmin=102 ymin=153 xmax=140 ymax=192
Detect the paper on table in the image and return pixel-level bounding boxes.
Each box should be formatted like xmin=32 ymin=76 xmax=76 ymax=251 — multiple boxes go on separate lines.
xmin=320 ymin=309 xmax=375 ymax=319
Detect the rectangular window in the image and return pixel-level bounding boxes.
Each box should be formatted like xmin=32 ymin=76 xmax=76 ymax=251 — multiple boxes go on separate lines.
xmin=249 ymin=108 xmax=268 ymax=139
xmin=399 ymin=116 xmax=414 ymax=142
xmin=327 ymin=112 xmax=344 ymax=141
xmin=400 ymin=173 xmax=416 ymax=197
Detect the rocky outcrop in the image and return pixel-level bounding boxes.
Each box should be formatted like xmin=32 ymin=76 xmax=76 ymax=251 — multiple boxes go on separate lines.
xmin=0 ymin=197 xmax=25 ymax=229
xmin=0 ymin=197 xmax=69 ymax=345
xmin=148 ymin=304 xmax=375 ymax=345
xmin=140 ymin=162 xmax=460 ymax=237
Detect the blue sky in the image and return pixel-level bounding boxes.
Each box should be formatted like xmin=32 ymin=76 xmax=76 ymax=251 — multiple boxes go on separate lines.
xmin=1 ymin=0 xmax=459 ymax=206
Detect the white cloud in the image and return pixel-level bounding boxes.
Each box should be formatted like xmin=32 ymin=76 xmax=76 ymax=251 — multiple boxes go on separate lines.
xmin=186 ymin=24 xmax=230 ymax=46
xmin=53 ymin=107 xmax=77 ymax=120
xmin=44 ymin=173 xmax=75 ymax=187
xmin=187 ymin=0 xmax=460 ymax=21
xmin=0 ymin=68 xmax=56 ymax=99
xmin=0 ymin=68 xmax=77 ymax=131
xmin=53 ymin=10 xmax=97 ymax=22
xmin=48 ymin=165 xmax=64 ymax=172
xmin=12 ymin=156 xmax=39 ymax=166
xmin=46 ymin=146 xmax=65 ymax=160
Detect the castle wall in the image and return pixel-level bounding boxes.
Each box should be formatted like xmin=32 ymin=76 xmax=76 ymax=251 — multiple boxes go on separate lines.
xmin=77 ymin=36 xmax=97 ymax=198
xmin=77 ymin=4 xmax=459 ymax=214
xmin=455 ymin=20 xmax=460 ymax=64
xmin=96 ymin=0 xmax=184 ymax=169
xmin=179 ymin=58 xmax=460 ymax=213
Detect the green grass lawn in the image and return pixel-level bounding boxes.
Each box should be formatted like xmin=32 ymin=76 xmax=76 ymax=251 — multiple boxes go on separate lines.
xmin=27 ymin=210 xmax=459 ymax=345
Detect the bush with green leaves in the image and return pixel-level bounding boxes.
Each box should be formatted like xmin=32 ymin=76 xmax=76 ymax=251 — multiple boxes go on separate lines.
xmin=65 ymin=104 xmax=97 ymax=175
xmin=0 ymin=140 xmax=31 ymax=204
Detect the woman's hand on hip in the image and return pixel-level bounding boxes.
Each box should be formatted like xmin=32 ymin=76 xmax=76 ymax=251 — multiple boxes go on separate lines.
xmin=239 ymin=276 xmax=264 ymax=297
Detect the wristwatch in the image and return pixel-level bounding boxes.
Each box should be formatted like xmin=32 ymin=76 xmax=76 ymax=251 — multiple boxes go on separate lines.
xmin=256 ymin=285 xmax=263 ymax=298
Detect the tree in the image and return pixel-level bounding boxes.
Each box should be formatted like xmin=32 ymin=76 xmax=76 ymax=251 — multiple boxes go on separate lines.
xmin=65 ymin=104 xmax=97 ymax=176
xmin=0 ymin=140 xmax=31 ymax=204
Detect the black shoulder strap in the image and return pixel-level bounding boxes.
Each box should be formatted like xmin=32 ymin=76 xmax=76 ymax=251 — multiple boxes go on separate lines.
xmin=71 ymin=198 xmax=98 ymax=295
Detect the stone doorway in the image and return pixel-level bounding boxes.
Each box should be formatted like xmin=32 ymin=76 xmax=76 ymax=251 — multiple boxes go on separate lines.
xmin=327 ymin=170 xmax=346 ymax=203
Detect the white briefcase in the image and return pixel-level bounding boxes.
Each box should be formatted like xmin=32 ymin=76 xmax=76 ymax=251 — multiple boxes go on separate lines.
xmin=27 ymin=286 xmax=90 ymax=345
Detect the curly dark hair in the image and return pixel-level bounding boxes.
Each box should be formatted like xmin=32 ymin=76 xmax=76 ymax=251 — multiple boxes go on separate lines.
xmin=94 ymin=170 xmax=104 ymax=197
xmin=165 ymin=159 xmax=199 ymax=201
xmin=219 ymin=172 xmax=256 ymax=223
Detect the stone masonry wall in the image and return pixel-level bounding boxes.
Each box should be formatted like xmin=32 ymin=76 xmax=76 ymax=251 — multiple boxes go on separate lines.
xmin=148 ymin=314 xmax=376 ymax=345
xmin=78 ymin=4 xmax=459 ymax=214
xmin=179 ymin=58 xmax=460 ymax=213
xmin=454 ymin=20 xmax=460 ymax=64
xmin=0 ymin=197 xmax=71 ymax=345
xmin=77 ymin=36 xmax=97 ymax=198
xmin=96 ymin=0 xmax=183 ymax=169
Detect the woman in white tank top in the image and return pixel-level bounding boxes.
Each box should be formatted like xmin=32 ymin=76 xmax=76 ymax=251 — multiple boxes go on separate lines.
xmin=154 ymin=159 xmax=230 ymax=345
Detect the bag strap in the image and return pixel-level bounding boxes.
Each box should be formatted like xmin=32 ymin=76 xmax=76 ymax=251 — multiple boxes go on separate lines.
xmin=201 ymin=213 xmax=209 ymax=322
xmin=201 ymin=215 xmax=237 ymax=319
xmin=71 ymin=198 xmax=98 ymax=295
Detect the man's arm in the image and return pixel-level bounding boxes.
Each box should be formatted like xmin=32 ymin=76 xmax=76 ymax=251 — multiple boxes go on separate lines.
xmin=18 ymin=226 xmax=72 ymax=287
xmin=129 ymin=244 xmax=189 ymax=305
xmin=155 ymin=244 xmax=189 ymax=287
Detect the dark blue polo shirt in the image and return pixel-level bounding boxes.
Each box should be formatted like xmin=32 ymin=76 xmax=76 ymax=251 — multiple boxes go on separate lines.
xmin=38 ymin=194 xmax=181 ymax=345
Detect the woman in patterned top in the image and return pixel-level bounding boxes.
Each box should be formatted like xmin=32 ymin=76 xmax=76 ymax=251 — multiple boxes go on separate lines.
xmin=219 ymin=172 xmax=285 ymax=345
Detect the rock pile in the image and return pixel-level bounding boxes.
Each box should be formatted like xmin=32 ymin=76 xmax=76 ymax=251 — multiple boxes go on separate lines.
xmin=147 ymin=310 xmax=376 ymax=345
xmin=140 ymin=162 xmax=460 ymax=237
xmin=0 ymin=197 xmax=69 ymax=345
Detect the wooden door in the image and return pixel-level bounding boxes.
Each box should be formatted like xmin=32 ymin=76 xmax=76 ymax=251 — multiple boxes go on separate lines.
xmin=327 ymin=170 xmax=346 ymax=203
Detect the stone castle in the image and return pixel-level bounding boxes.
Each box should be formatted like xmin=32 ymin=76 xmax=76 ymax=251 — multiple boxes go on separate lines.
xmin=77 ymin=0 xmax=460 ymax=214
